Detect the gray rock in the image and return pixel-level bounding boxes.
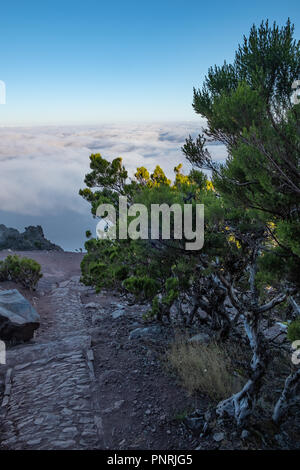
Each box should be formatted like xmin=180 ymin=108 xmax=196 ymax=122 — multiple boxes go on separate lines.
xmin=188 ymin=333 xmax=211 ymax=344
xmin=34 ymin=417 xmax=44 ymax=425
xmin=241 ymin=429 xmax=250 ymax=439
xmin=62 ymin=426 xmax=78 ymax=436
xmin=197 ymin=308 xmax=208 ymax=320
xmin=52 ymin=440 xmax=76 ymax=449
xmin=27 ymin=438 xmax=42 ymax=446
xmin=112 ymin=308 xmax=125 ymax=319
xmin=129 ymin=326 xmax=162 ymax=341
xmin=0 ymin=289 xmax=40 ymax=342
xmin=111 ymin=302 xmax=125 ymax=309
xmin=102 ymin=400 xmax=125 ymax=414
xmin=58 ymin=280 xmax=70 ymax=288
xmin=213 ymin=432 xmax=225 ymax=442
xmin=84 ymin=302 xmax=101 ymax=310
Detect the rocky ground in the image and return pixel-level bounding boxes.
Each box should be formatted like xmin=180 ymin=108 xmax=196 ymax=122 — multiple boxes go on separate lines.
xmin=0 ymin=251 xmax=198 ymax=450
xmin=0 ymin=250 xmax=299 ymax=450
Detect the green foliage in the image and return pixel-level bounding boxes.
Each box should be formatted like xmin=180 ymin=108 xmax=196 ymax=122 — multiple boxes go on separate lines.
xmin=123 ymin=276 xmax=160 ymax=300
xmin=80 ymin=238 xmax=130 ymax=291
xmin=80 ymin=154 xmax=224 ymax=319
xmin=164 ymin=277 xmax=179 ymax=305
xmin=210 ymin=82 xmax=265 ymax=134
xmin=276 ymin=220 xmax=300 ymax=258
xmin=234 ymin=19 xmax=300 ymax=102
xmin=147 ymin=295 xmax=161 ymax=320
xmin=82 ymin=154 xmax=128 ymax=193
xmin=287 ymin=320 xmax=300 ymax=342
xmin=256 ymin=246 xmax=300 ymax=288
xmin=193 ymin=19 xmax=300 ymax=116
xmin=0 ymin=255 xmax=42 ymax=290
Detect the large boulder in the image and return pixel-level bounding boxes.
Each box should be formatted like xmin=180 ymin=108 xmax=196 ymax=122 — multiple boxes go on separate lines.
xmin=0 ymin=289 xmax=40 ymax=342
xmin=0 ymin=224 xmax=63 ymax=251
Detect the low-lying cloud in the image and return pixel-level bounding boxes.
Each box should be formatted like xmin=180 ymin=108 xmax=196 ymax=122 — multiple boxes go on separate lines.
xmin=0 ymin=122 xmax=227 ymax=249
xmin=0 ymin=122 xmax=227 ymax=216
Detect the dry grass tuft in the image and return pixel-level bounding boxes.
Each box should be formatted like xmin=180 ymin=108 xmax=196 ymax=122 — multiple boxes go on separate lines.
xmin=167 ymin=335 xmax=244 ymax=401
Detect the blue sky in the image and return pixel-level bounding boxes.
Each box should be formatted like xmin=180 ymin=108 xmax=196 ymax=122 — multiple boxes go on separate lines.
xmin=1 ymin=0 xmax=299 ymax=125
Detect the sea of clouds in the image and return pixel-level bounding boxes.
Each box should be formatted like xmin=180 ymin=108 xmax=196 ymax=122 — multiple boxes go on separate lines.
xmin=0 ymin=122 xmax=227 ymax=250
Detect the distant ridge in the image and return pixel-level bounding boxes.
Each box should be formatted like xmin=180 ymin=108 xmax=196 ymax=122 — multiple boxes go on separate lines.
xmin=0 ymin=224 xmax=63 ymax=252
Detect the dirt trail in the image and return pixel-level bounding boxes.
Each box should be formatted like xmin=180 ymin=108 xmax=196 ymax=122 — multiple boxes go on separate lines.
xmin=0 ymin=251 xmax=196 ymax=450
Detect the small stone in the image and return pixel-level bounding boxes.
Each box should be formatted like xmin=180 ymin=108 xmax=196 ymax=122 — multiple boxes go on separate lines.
xmin=59 ymin=281 xmax=70 ymax=288
xmin=62 ymin=426 xmax=78 ymax=437
xmin=241 ymin=429 xmax=249 ymax=439
xmin=27 ymin=438 xmax=42 ymax=445
xmin=114 ymin=400 xmax=125 ymax=409
xmin=5 ymin=368 xmax=13 ymax=384
xmin=14 ymin=362 xmax=31 ymax=370
xmin=81 ymin=431 xmax=95 ymax=437
xmin=129 ymin=326 xmax=162 ymax=341
xmin=103 ymin=400 xmax=125 ymax=414
xmin=79 ymin=417 xmax=93 ymax=424
xmin=4 ymin=383 xmax=12 ymax=395
xmin=2 ymin=436 xmax=17 ymax=445
xmin=2 ymin=396 xmax=9 ymax=407
xmin=34 ymin=417 xmax=44 ymax=425
xmin=213 ymin=432 xmax=225 ymax=442
xmin=188 ymin=333 xmax=211 ymax=344
xmin=52 ymin=440 xmax=76 ymax=448
xmin=111 ymin=302 xmax=125 ymax=309
xmin=112 ymin=309 xmax=125 ymax=319
xmin=87 ymin=349 xmax=94 ymax=361
xmin=198 ymin=309 xmax=208 ymax=320
xmin=84 ymin=302 xmax=100 ymax=310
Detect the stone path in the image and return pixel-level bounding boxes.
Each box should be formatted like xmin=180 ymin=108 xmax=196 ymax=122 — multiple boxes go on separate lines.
xmin=0 ymin=278 xmax=104 ymax=450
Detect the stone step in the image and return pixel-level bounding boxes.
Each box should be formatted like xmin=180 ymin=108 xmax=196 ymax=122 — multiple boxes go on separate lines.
xmin=4 ymin=334 xmax=92 ymax=367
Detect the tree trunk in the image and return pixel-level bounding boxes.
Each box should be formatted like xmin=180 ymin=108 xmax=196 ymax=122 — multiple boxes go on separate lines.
xmin=273 ymin=368 xmax=300 ymax=423
xmin=216 ymin=313 xmax=269 ymax=427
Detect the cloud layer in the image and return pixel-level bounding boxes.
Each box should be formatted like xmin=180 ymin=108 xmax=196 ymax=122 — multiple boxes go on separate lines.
xmin=0 ymin=122 xmax=227 ymax=216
